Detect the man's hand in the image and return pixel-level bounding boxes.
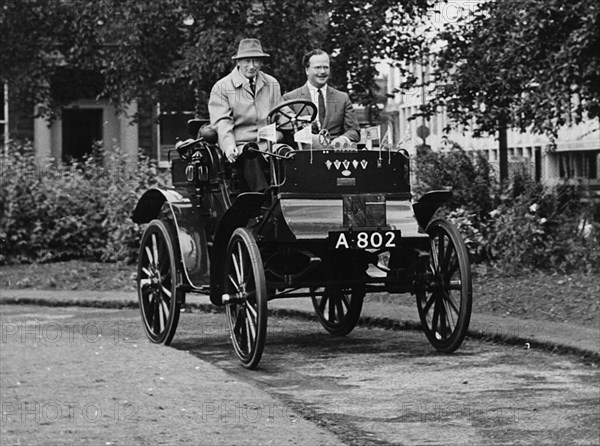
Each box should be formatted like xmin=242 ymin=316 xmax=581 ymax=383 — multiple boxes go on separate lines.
xmin=331 ymin=136 xmax=351 ymax=149
xmin=225 ymin=146 xmax=239 ymax=163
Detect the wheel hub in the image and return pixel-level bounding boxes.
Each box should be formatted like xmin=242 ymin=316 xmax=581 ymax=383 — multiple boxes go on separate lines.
xmin=148 ymin=268 xmax=161 ymax=293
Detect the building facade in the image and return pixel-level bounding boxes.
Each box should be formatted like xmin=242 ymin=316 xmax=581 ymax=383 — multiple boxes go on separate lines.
xmin=381 ymin=64 xmax=600 ymax=191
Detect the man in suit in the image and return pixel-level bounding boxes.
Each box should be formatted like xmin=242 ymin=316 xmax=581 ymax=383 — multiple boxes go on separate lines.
xmin=283 ymin=49 xmax=360 ymax=148
xmin=209 ymin=38 xmax=285 ymax=191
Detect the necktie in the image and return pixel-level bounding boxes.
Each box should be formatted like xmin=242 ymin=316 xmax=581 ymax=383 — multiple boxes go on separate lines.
xmin=318 ymin=88 xmax=325 ymax=127
xmin=249 ymin=78 xmax=255 ymax=96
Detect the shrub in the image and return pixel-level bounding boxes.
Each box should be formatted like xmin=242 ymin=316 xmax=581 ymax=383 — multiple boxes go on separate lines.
xmin=0 ymin=142 xmax=168 ymax=264
xmin=484 ymin=182 xmax=599 ymax=273
xmin=413 ymin=144 xmax=498 ymax=219
xmin=413 ymin=143 xmax=599 ymax=273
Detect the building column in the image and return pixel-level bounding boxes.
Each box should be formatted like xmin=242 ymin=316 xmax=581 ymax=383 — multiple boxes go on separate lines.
xmin=119 ymin=101 xmax=139 ymax=162
xmin=33 ymin=111 xmax=53 ymax=161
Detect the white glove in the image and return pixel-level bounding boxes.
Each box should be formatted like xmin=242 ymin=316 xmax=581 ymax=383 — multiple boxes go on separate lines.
xmin=331 ymin=136 xmax=351 ymax=149
xmin=225 ymin=146 xmax=239 ymax=163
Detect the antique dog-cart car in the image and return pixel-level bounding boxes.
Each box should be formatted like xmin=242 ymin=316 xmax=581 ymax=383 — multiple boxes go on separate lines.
xmin=132 ymin=99 xmax=472 ymax=369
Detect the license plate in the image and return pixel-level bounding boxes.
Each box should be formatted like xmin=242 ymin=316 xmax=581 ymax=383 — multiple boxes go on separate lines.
xmin=328 ymin=230 xmax=401 ymax=250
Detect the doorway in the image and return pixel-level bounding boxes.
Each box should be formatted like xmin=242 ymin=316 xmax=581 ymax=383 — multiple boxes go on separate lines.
xmin=62 ymin=108 xmax=103 ymax=161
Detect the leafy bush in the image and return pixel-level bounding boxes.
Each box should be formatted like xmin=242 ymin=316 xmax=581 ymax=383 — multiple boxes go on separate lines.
xmin=0 ymin=142 xmax=168 ymax=264
xmin=484 ymin=185 xmax=599 ymax=273
xmin=414 ymin=144 xmax=599 ymax=273
xmin=413 ymin=144 xmax=498 ymax=219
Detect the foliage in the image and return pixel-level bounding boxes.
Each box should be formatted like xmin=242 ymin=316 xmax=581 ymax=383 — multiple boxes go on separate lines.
xmin=0 ymin=142 xmax=168 ymax=264
xmin=0 ymin=0 xmax=432 ymax=118
xmin=413 ymin=144 xmax=498 ymax=219
xmin=426 ymin=0 xmax=600 ymax=139
xmin=484 ymin=184 xmax=599 ymax=274
xmin=413 ymin=145 xmax=599 ymax=273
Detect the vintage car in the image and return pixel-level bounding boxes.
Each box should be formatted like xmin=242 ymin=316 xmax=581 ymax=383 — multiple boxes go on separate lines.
xmin=132 ymin=99 xmax=472 ymax=369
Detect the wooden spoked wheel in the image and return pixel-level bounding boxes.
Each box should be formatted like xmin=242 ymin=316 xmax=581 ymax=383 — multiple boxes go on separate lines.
xmin=137 ymin=219 xmax=183 ymax=345
xmin=311 ymin=286 xmax=365 ymax=336
xmin=416 ymin=218 xmax=472 ymax=353
xmin=224 ymin=228 xmax=268 ymax=369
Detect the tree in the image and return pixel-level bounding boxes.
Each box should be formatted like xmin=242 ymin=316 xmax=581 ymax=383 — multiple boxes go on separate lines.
xmin=1 ymin=0 xmax=431 ymax=120
xmin=425 ymin=0 xmax=600 ymax=180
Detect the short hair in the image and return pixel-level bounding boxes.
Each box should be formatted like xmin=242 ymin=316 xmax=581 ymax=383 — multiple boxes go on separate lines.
xmin=303 ymin=49 xmax=328 ymax=69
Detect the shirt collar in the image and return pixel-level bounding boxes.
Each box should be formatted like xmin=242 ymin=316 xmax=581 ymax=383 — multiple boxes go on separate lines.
xmin=307 ymin=82 xmax=327 ymax=95
xmin=233 ymin=68 xmax=261 ymax=88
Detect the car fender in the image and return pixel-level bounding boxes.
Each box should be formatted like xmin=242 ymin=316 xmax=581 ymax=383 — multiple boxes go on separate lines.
xmin=132 ymin=188 xmax=209 ymax=288
xmin=412 ymin=190 xmax=452 ymax=230
xmin=209 ymin=192 xmax=266 ymax=305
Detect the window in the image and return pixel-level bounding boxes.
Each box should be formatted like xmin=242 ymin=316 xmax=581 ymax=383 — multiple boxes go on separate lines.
xmin=559 ymin=151 xmax=599 ymax=180
xmin=156 ymin=103 xmax=195 ymax=167
xmin=61 ymin=108 xmax=103 ymax=161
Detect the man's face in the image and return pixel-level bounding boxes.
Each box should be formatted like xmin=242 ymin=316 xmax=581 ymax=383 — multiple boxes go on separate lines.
xmin=237 ymin=58 xmax=263 ymax=79
xmin=306 ymin=53 xmax=330 ymax=89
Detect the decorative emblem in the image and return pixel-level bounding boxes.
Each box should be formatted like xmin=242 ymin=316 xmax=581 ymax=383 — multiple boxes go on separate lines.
xmin=325 ymin=160 xmax=332 ymax=170
xmin=342 ymin=160 xmax=350 ymax=169
xmin=341 ymin=169 xmax=351 ymax=176
xmin=334 ymin=160 xmax=342 ymax=170
xmin=360 ymin=160 xmax=368 ymax=169
xmin=352 ymin=160 xmax=359 ymax=169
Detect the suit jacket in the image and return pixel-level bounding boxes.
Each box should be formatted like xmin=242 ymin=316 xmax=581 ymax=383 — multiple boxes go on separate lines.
xmin=283 ymin=83 xmax=360 ymax=142
xmin=209 ymin=68 xmax=284 ymax=153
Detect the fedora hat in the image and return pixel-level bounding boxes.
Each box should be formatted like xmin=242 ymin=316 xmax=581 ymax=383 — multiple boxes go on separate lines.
xmin=232 ymin=38 xmax=270 ymax=60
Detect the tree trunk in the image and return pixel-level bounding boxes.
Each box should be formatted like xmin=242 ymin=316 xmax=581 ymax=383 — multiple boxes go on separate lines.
xmin=498 ymin=116 xmax=508 ymax=183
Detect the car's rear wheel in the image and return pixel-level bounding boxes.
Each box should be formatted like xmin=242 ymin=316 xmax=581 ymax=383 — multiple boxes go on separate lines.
xmin=137 ymin=219 xmax=183 ymax=345
xmin=311 ymin=286 xmax=365 ymax=336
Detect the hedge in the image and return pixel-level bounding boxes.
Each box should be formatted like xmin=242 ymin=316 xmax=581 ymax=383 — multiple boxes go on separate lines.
xmin=2 ymin=142 xmax=598 ymax=273
xmin=0 ymin=142 xmax=168 ymax=264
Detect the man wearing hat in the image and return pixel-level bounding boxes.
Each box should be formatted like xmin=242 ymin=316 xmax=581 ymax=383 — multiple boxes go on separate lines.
xmin=209 ymin=38 xmax=285 ymax=192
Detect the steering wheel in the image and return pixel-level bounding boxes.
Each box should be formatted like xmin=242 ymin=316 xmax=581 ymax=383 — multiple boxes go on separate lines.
xmin=267 ymin=99 xmax=317 ymax=132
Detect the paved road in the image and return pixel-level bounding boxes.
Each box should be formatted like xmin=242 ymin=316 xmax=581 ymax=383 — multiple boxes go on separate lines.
xmin=2 ymin=304 xmax=599 ymax=445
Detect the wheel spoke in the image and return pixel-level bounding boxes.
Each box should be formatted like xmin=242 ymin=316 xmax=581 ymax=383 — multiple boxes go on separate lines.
xmin=430 ymin=238 xmax=440 ymax=273
xmin=151 ymin=234 xmax=159 ymax=269
xmin=232 ymin=249 xmax=243 ymax=285
xmin=141 ymin=267 xmax=152 ymax=278
xmin=319 ymin=295 xmax=328 ymax=314
xmin=335 ymin=298 xmax=345 ymax=321
xmin=328 ymin=295 xmax=336 ymax=322
xmin=160 ymin=297 xmax=170 ymax=320
xmin=246 ymin=301 xmax=258 ymax=320
xmin=438 ymin=299 xmax=448 ymax=337
xmin=152 ymin=297 xmax=161 ymax=333
xmin=144 ymin=246 xmax=154 ymax=268
xmin=227 ymin=273 xmax=241 ymax=293
xmin=442 ymin=239 xmax=454 ymax=269
xmin=340 ymin=293 xmax=350 ymax=310
xmin=233 ymin=307 xmax=243 ymax=338
xmin=245 ymin=305 xmax=257 ymax=341
xmin=432 ymin=299 xmax=440 ymax=334
xmin=443 ymin=299 xmax=456 ymax=332
xmin=445 ymin=257 xmax=460 ymax=280
xmin=160 ymin=284 xmax=172 ymax=298
xmin=444 ymin=292 xmax=460 ymax=315
xmin=243 ymin=311 xmax=252 ymax=352
xmin=423 ymin=292 xmax=436 ymax=314
xmin=437 ymin=234 xmax=446 ymax=273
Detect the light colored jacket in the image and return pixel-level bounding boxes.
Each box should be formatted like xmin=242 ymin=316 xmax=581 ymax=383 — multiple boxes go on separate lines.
xmin=283 ymin=83 xmax=360 ymax=142
xmin=209 ymin=67 xmax=284 ymax=153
